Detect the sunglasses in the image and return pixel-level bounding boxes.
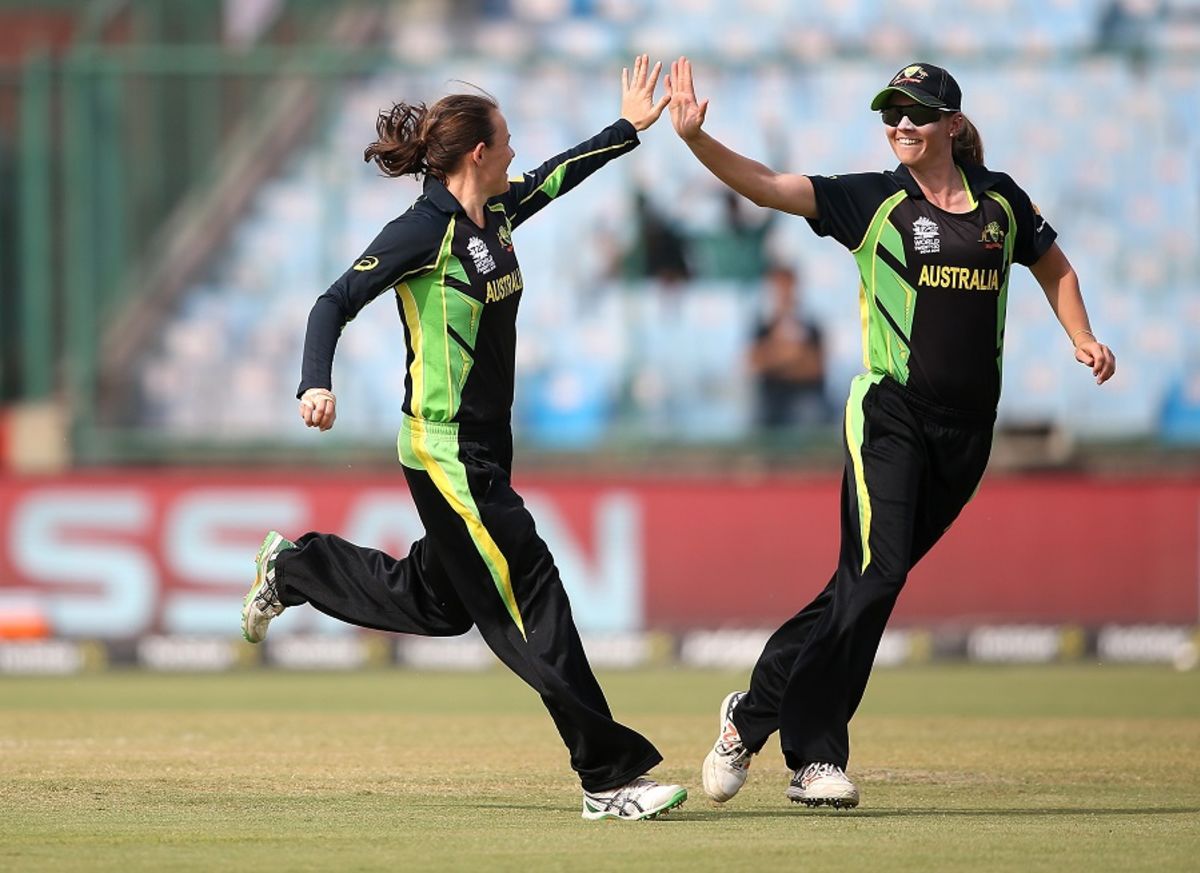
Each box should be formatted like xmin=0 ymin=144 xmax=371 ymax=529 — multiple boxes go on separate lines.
xmin=880 ymin=104 xmax=949 ymax=127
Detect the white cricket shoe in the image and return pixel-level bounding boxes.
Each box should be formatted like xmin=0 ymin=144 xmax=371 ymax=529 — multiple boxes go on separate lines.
xmin=701 ymin=690 xmax=753 ymax=802
xmin=581 ymin=777 xmax=687 ymax=821
xmin=786 ymin=762 xmax=860 ymax=809
xmin=241 ymin=530 xmax=295 ymax=643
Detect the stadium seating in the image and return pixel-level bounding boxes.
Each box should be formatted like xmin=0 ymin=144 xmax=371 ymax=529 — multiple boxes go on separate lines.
xmin=135 ymin=6 xmax=1200 ymax=448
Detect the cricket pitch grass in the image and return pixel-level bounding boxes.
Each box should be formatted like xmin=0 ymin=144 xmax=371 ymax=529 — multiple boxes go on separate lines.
xmin=2 ymin=665 xmax=1198 ymax=871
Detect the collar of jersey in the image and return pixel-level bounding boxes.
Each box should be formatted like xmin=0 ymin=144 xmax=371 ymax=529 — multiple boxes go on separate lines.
xmin=889 ymin=162 xmax=1000 ymax=201
xmin=422 ymin=176 xmax=467 ymax=215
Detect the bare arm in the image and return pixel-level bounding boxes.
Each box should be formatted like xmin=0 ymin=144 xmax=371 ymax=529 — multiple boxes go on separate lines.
xmin=665 ymin=57 xmax=817 ymax=218
xmin=1029 ymin=243 xmax=1116 ymax=385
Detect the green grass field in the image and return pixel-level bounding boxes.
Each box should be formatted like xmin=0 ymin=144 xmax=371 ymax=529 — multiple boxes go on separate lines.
xmin=2 ymin=665 xmax=1198 ymax=872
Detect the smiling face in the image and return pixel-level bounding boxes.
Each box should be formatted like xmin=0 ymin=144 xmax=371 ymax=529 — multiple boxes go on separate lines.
xmin=477 ymin=109 xmax=515 ymax=197
xmin=883 ymin=96 xmax=960 ymax=171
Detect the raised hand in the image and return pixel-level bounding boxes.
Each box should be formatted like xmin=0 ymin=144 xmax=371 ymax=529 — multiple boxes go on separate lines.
xmin=665 ymin=56 xmax=709 ymax=142
xmin=620 ymin=54 xmax=670 ymax=132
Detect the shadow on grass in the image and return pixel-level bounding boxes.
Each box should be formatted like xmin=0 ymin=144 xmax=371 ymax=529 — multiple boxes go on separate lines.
xmin=680 ymin=806 xmax=1200 ymax=820
xmin=473 ymin=803 xmax=1200 ymax=821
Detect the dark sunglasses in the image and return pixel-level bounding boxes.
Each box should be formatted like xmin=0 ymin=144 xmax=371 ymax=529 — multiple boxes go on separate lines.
xmin=880 ymin=104 xmax=948 ymax=127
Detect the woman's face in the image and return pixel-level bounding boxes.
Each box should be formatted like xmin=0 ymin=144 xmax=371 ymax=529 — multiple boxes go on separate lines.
xmin=882 ymin=96 xmax=959 ymax=170
xmin=478 ymin=110 xmax=516 ymax=196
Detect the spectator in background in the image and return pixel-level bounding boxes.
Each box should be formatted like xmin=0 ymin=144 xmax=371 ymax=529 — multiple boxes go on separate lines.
xmin=702 ymin=189 xmax=776 ymax=282
xmin=625 ymin=188 xmax=691 ymax=285
xmin=1095 ymin=0 xmax=1162 ymax=56
xmin=748 ymin=264 xmax=831 ymax=429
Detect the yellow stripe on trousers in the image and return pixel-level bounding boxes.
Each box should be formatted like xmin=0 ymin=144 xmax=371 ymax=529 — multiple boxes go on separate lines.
xmin=406 ymin=418 xmax=527 ymax=639
xmin=844 ymin=373 xmax=882 ymax=573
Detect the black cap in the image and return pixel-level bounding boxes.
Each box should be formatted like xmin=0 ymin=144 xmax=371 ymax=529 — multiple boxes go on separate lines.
xmin=870 ymin=62 xmax=962 ymax=111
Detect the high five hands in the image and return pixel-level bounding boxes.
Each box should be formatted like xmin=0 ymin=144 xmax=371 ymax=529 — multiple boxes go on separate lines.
xmin=621 ymin=54 xmax=671 ymax=131
xmin=665 ymin=57 xmax=709 ymax=142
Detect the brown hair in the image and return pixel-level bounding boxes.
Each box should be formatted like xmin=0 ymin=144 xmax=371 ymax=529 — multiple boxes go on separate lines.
xmin=363 ymin=93 xmax=499 ymax=181
xmin=952 ymin=114 xmax=985 ymax=166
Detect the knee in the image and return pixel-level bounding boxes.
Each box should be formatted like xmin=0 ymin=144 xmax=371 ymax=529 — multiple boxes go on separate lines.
xmin=443 ymin=603 xmax=475 ymax=636
xmin=443 ymin=615 xmax=475 ymax=636
xmin=847 ymin=565 xmax=907 ymax=610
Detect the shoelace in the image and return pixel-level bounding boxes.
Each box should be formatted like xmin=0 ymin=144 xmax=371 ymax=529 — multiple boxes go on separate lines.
xmin=799 ymin=763 xmax=844 ymax=786
xmin=728 ymin=747 xmax=753 ymax=770
xmin=715 ymin=694 xmax=752 ymax=768
xmin=588 ymin=778 xmax=654 ymax=813
xmin=252 ymin=566 xmax=283 ymax=613
xmin=715 ymin=734 xmax=752 ymax=768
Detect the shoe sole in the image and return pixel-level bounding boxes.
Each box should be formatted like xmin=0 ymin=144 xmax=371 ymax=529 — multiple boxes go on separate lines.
xmin=788 ymin=796 xmax=859 ymax=810
xmin=241 ymin=531 xmax=284 ymax=643
xmin=582 ymin=787 xmax=688 ymax=821
xmin=785 ymin=788 xmax=859 ymax=810
xmin=701 ymin=691 xmax=747 ymax=803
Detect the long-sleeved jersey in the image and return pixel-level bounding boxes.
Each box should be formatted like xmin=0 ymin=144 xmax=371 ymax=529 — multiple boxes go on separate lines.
xmin=806 ymin=162 xmax=1056 ymax=412
xmin=299 ymin=118 xmax=640 ymax=426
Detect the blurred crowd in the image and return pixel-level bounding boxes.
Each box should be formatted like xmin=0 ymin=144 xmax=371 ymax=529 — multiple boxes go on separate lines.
xmin=2 ymin=0 xmax=1198 ymax=458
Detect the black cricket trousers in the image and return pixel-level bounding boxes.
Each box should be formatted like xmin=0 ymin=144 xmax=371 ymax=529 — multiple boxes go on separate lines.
xmin=274 ymin=415 xmax=662 ymax=792
xmin=733 ymin=373 xmax=994 ymax=770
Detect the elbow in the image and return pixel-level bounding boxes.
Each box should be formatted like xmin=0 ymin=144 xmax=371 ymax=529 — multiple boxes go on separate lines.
xmin=747 ymin=179 xmax=780 ymax=210
xmin=313 ymin=285 xmax=353 ymax=320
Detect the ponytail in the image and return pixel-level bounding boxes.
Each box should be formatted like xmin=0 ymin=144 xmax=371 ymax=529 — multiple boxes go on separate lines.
xmin=364 ymin=93 xmax=498 ymax=181
xmin=364 ymin=102 xmax=430 ymax=178
xmin=952 ymin=113 xmax=985 ymax=166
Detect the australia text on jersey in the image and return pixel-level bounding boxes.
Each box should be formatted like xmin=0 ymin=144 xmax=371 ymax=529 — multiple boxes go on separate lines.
xmin=485 ymin=267 xmax=524 ymax=303
xmin=918 ymin=264 xmax=1000 ymax=292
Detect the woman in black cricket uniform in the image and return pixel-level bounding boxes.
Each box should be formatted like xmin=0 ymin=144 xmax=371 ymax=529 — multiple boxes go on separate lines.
xmin=665 ymin=59 xmax=1116 ymax=809
xmin=240 ymin=56 xmax=688 ymax=821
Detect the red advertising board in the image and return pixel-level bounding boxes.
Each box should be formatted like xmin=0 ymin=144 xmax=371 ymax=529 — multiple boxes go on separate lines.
xmin=0 ymin=470 xmax=1196 ymax=637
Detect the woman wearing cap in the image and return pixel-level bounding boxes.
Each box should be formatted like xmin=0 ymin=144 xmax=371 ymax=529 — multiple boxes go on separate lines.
xmin=239 ymin=57 xmax=690 ymax=821
xmin=666 ymin=58 xmax=1116 ymax=809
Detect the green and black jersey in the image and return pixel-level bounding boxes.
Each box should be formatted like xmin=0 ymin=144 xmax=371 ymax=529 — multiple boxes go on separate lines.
xmin=299 ymin=118 xmax=640 ymax=425
xmin=807 ymin=163 xmax=1056 ymax=412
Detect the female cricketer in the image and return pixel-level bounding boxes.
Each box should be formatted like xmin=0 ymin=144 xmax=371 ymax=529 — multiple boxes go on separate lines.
xmin=665 ymin=58 xmax=1116 ymax=809
xmin=240 ymin=56 xmax=687 ymax=821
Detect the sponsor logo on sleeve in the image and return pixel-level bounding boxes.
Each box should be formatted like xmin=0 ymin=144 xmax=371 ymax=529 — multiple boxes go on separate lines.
xmin=1032 ymin=203 xmax=1047 ymax=234
xmin=353 ymin=256 xmax=380 ymax=272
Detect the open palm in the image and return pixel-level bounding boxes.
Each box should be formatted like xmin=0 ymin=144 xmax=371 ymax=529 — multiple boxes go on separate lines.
xmin=620 ymin=54 xmax=670 ymax=132
xmin=666 ymin=57 xmax=709 ymax=141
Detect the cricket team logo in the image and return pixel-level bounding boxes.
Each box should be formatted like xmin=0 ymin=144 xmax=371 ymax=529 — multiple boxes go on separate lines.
xmin=979 ymin=221 xmax=1005 ymax=249
xmin=891 ymin=65 xmax=929 ymax=86
xmin=912 ymin=216 xmax=941 ymax=254
xmin=467 ymin=236 xmax=496 ymax=275
xmin=497 ymin=221 xmax=513 ymax=251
